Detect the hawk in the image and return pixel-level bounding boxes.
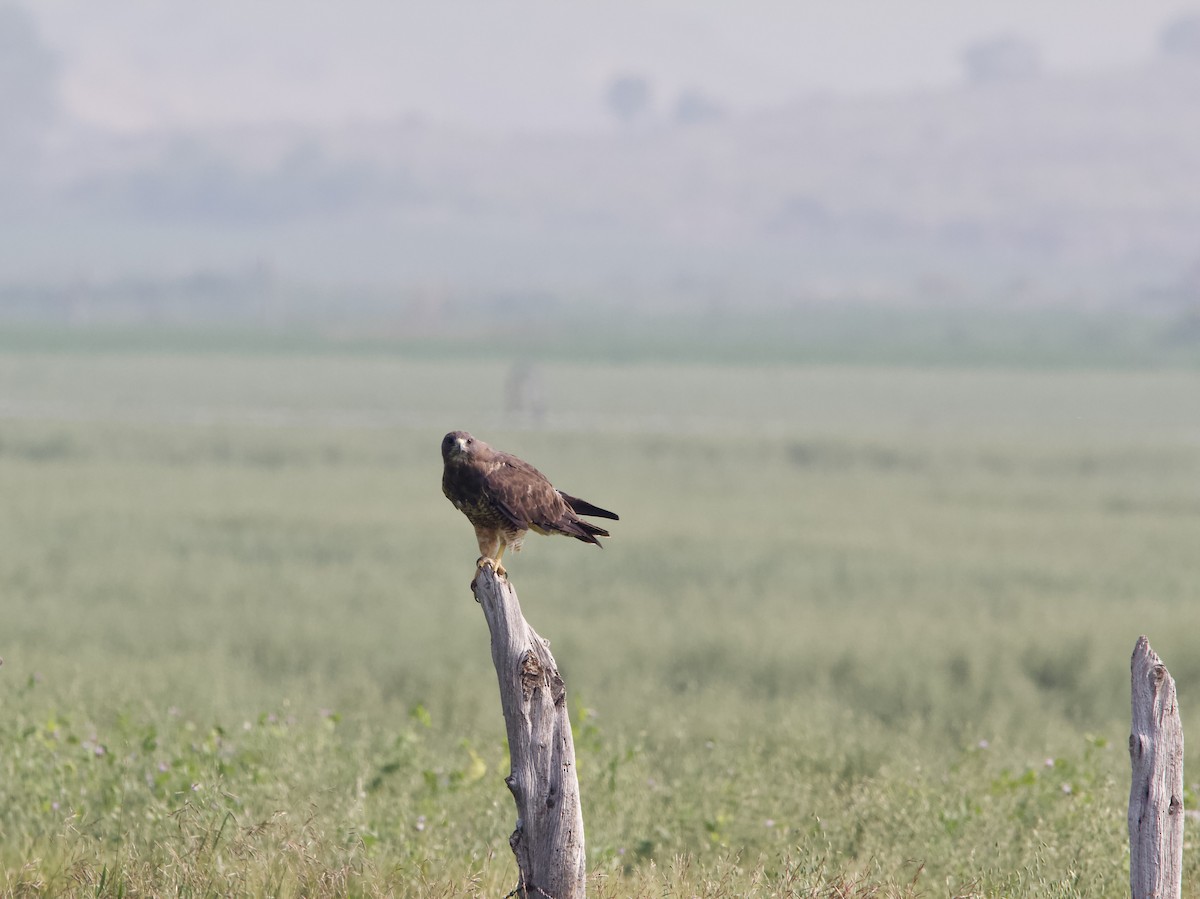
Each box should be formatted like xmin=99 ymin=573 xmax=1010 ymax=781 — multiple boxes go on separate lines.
xmin=441 ymin=430 xmax=618 ymax=576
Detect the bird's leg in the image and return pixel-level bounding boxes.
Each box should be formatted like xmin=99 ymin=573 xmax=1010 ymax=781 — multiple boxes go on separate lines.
xmin=474 ymin=528 xmax=506 ymax=578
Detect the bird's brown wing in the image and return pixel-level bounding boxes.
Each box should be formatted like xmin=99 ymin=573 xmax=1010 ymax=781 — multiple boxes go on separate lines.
xmin=485 ymin=453 xmax=615 ymax=546
xmin=483 ymin=452 xmax=571 ymax=531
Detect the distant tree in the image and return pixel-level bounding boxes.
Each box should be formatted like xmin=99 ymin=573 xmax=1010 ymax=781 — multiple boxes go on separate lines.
xmin=961 ymin=34 xmax=1042 ymax=85
xmin=673 ymin=88 xmax=723 ymax=125
xmin=1159 ymin=13 xmax=1200 ymax=60
xmin=605 ymin=74 xmax=652 ymax=125
xmin=0 ymin=3 xmax=60 ymax=149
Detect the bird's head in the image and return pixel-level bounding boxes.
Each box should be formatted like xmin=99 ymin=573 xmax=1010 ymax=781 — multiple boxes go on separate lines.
xmin=442 ymin=430 xmax=482 ymax=462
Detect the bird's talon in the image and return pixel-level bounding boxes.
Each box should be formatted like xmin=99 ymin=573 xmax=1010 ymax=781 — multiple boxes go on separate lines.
xmin=474 ymin=556 xmax=507 ymax=578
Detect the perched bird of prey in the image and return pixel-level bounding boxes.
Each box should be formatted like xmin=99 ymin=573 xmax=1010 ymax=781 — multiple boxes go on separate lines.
xmin=441 ymin=430 xmax=618 ymax=576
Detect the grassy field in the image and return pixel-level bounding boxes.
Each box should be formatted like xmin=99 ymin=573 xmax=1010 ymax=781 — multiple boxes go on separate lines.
xmin=2 ymin=329 xmax=1200 ymax=896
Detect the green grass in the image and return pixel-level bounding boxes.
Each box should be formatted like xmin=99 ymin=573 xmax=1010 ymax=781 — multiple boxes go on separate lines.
xmin=2 ymin=338 xmax=1199 ymax=896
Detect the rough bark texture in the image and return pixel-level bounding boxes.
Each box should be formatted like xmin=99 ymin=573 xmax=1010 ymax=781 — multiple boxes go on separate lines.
xmin=473 ymin=566 xmax=586 ymax=899
xmin=1129 ymin=635 xmax=1184 ymax=899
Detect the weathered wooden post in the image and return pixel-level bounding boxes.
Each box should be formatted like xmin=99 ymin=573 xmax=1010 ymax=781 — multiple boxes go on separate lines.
xmin=1129 ymin=635 xmax=1184 ymax=899
xmin=473 ymin=566 xmax=586 ymax=899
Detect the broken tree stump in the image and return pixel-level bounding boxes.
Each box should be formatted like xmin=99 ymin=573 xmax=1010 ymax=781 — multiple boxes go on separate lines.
xmin=1128 ymin=635 xmax=1184 ymax=899
xmin=473 ymin=566 xmax=586 ymax=899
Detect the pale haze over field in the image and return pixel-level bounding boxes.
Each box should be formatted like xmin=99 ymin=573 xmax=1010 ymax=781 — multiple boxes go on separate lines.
xmin=6 ymin=1 xmax=1200 ymax=318
xmin=29 ymin=0 xmax=1193 ymax=132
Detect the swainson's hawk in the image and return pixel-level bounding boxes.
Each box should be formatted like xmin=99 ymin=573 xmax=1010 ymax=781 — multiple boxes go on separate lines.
xmin=441 ymin=430 xmax=618 ymax=576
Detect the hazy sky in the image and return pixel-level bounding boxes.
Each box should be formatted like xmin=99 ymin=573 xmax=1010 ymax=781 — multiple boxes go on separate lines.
xmin=29 ymin=1 xmax=1195 ymax=133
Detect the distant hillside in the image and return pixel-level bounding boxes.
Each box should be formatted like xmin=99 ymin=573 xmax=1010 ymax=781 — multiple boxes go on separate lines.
xmin=6 ymin=59 xmax=1200 ymax=314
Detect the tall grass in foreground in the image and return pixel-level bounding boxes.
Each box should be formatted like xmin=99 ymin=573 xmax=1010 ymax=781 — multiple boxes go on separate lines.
xmin=2 ymin=352 xmax=1199 ymax=895
xmin=0 ymin=682 xmax=1137 ymax=897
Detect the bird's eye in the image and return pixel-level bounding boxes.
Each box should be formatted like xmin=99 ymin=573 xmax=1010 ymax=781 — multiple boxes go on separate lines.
xmin=466 ymin=437 xmax=474 ymax=445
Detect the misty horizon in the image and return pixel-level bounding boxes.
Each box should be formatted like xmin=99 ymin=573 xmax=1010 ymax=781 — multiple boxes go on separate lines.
xmin=3 ymin=1 xmax=1200 ymax=323
xmin=25 ymin=0 xmax=1200 ymax=134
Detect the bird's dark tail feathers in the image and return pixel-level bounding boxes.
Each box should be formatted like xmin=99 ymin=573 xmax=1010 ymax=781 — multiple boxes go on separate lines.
xmin=560 ymin=492 xmax=619 ymax=521
xmin=569 ymin=518 xmax=611 ymax=546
